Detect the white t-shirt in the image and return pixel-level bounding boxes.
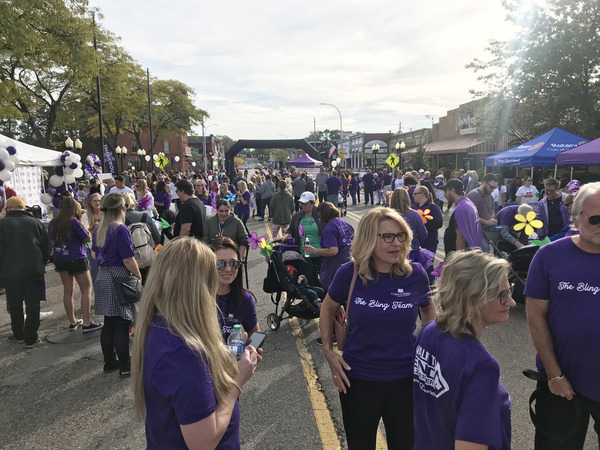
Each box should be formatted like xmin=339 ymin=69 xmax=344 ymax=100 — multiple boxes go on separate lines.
xmin=516 ymin=185 xmax=539 ymax=206
xmin=110 ymin=186 xmax=134 ymax=195
xmin=491 ymin=185 xmax=507 ymax=204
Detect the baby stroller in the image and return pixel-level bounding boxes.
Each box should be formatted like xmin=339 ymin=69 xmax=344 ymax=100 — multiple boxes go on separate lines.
xmin=483 ymin=228 xmax=539 ymax=304
xmin=262 ymin=242 xmax=322 ymax=330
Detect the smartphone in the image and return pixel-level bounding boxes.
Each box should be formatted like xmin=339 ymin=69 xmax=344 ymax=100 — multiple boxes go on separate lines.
xmin=247 ymin=332 xmax=267 ymax=349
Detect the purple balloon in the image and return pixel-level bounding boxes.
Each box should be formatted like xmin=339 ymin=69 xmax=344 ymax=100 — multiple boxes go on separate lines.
xmin=48 ymin=187 xmax=57 ymax=196
xmin=52 ymin=196 xmax=62 ymax=209
xmin=56 ymin=184 xmax=66 ymax=193
xmin=6 ymin=146 xmax=17 ymax=155
xmin=55 ymin=166 xmax=64 ymax=176
xmin=60 ymin=155 xmax=66 ymax=163
xmin=0 ymin=186 xmax=4 ymax=198
xmin=68 ymin=183 xmax=76 ymax=189
xmin=69 ymin=163 xmax=78 ymax=170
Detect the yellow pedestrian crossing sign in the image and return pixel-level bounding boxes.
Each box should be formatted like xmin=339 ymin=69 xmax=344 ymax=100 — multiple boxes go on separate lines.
xmin=339 ymin=150 xmax=346 ymax=158
xmin=386 ymin=153 xmax=399 ymax=168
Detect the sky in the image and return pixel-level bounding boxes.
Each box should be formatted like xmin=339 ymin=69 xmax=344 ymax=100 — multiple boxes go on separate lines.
xmin=89 ymin=0 xmax=520 ymax=141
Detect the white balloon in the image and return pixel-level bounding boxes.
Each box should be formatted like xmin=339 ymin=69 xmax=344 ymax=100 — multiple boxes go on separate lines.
xmin=64 ymin=167 xmax=74 ymax=174
xmin=155 ymin=162 xmax=160 ymax=167
xmin=73 ymin=168 xmax=84 ymax=178
xmin=8 ymin=155 xmax=19 ymax=166
xmin=0 ymin=170 xmax=12 ymax=182
xmin=175 ymin=156 xmax=180 ymax=162
xmin=49 ymin=175 xmax=63 ymax=187
xmin=4 ymin=160 xmax=15 ymax=172
xmin=336 ymin=157 xmax=341 ymax=163
xmin=153 ymin=154 xmax=158 ymax=161
xmin=145 ymin=155 xmax=150 ymax=162
xmin=65 ymin=174 xmax=76 ymax=184
xmin=40 ymin=193 xmax=53 ymax=205
xmin=71 ymin=154 xmax=81 ymax=163
xmin=131 ymin=166 xmax=136 ymax=171
xmin=331 ymin=161 xmax=338 ymax=167
xmin=208 ymin=175 xmax=213 ymax=181
xmin=0 ymin=147 xmax=8 ymax=161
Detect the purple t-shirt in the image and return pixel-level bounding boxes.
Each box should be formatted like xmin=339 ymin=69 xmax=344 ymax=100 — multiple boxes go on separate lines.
xmin=236 ymin=191 xmax=251 ymax=216
xmin=403 ymin=209 xmax=428 ymax=251
xmin=92 ymin=224 xmax=135 ymax=267
xmin=362 ymin=173 xmax=375 ymax=190
xmin=413 ymin=322 xmax=511 ymax=449
xmin=496 ymin=205 xmax=519 ymax=227
xmin=454 ymin=196 xmax=483 ymax=249
xmin=349 ymin=178 xmax=359 ymax=190
xmin=154 ymin=192 xmax=171 ymax=210
xmin=51 ymin=218 xmax=90 ymax=261
xmin=319 ymin=218 xmax=354 ymax=288
xmin=524 ymin=237 xmax=600 ymax=401
xmin=383 ymin=173 xmax=392 ymax=186
xmin=143 ymin=316 xmax=240 ymax=449
xmin=217 ymin=290 xmax=258 ymax=341
xmin=328 ymin=261 xmax=430 ymax=381
xmin=467 ymin=188 xmax=494 ymax=221
xmin=199 ymin=193 xmax=214 ymax=207
xmin=325 ymin=176 xmax=342 ymax=195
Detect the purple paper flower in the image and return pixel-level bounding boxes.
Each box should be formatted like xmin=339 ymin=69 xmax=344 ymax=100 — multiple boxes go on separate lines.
xmin=138 ymin=194 xmax=152 ymax=211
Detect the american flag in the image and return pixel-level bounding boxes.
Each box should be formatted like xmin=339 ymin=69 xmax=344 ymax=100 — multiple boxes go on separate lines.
xmin=328 ymin=143 xmax=336 ymax=157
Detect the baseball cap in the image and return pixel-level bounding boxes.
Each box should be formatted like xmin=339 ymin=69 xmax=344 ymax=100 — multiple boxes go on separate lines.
xmin=436 ymin=174 xmax=444 ymax=178
xmin=6 ymin=196 xmax=26 ymax=210
xmin=419 ymin=169 xmax=425 ymax=173
xmin=441 ymin=179 xmax=464 ymax=194
xmin=299 ymin=192 xmax=316 ymax=203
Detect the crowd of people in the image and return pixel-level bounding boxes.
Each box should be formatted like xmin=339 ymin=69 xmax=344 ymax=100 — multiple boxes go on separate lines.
xmin=0 ymin=159 xmax=598 ymax=449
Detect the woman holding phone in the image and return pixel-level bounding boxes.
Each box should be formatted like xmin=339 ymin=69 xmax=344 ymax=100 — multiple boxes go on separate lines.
xmin=132 ymin=237 xmax=262 ymax=449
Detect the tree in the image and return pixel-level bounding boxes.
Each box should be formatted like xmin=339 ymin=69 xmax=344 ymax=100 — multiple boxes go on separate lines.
xmin=305 ymin=129 xmax=341 ymax=143
xmin=406 ymin=146 xmax=430 ymax=171
xmin=468 ymin=0 xmax=600 ymax=142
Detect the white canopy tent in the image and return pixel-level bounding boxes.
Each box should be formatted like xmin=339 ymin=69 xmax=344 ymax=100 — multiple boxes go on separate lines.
xmin=0 ymin=133 xmax=62 ymax=208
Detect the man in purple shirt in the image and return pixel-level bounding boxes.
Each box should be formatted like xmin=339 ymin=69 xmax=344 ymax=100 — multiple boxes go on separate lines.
xmin=325 ymin=170 xmax=342 ymax=206
xmin=362 ymin=169 xmax=375 ymax=205
xmin=525 ymin=182 xmax=600 ymax=449
xmin=442 ymin=179 xmax=482 ymax=255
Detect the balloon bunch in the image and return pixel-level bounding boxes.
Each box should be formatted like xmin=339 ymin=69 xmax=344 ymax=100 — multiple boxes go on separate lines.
xmin=84 ymin=153 xmax=102 ymax=179
xmin=41 ymin=151 xmax=83 ymax=208
xmin=153 ymin=152 xmax=169 ymax=169
xmin=0 ymin=144 xmax=19 ymax=208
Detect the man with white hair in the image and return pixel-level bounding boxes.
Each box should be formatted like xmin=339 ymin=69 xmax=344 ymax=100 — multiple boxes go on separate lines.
xmin=526 ymin=181 xmax=600 ymax=449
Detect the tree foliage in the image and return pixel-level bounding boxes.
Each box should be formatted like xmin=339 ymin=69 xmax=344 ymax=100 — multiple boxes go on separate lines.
xmin=469 ymin=0 xmax=600 ymax=143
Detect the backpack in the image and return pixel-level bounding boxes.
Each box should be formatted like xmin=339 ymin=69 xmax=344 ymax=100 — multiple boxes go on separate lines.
xmin=128 ymin=213 xmax=155 ymax=269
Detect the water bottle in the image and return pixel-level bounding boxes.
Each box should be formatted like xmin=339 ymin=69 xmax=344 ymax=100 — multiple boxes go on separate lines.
xmin=227 ymin=324 xmax=246 ymax=360
xmin=304 ymin=237 xmax=311 ymax=257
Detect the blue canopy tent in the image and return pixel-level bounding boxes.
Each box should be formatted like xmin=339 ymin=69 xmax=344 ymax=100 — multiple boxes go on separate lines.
xmin=485 ymin=128 xmax=588 ymax=177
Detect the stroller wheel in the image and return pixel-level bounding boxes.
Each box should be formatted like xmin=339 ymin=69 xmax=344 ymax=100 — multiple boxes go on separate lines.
xmin=267 ymin=313 xmax=281 ymax=331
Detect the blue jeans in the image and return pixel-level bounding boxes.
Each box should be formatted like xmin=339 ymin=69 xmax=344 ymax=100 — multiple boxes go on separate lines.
xmin=349 ymin=190 xmax=357 ymax=205
xmin=327 ymin=194 xmax=339 ymax=206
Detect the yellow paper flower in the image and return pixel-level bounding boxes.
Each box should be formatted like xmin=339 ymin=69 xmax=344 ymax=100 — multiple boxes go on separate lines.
xmin=513 ymin=211 xmax=543 ymax=236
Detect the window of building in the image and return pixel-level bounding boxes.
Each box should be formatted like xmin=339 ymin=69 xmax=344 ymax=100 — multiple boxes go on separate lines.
xmin=164 ymin=141 xmax=170 ymax=153
xmin=131 ymin=140 xmax=138 ymax=152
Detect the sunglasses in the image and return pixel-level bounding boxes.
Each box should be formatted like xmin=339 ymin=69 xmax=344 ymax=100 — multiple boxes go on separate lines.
xmin=497 ymin=284 xmax=515 ymax=305
xmin=378 ymin=232 xmax=408 ymax=243
xmin=216 ymin=259 xmax=242 ymax=271
xmin=583 ymin=214 xmax=600 ymax=225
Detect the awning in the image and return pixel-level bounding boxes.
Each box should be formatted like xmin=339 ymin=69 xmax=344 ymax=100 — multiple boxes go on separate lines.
xmin=424 ymin=137 xmax=485 ymax=154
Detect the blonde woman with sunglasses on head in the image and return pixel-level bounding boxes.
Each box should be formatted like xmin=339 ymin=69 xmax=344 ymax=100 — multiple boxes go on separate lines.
xmin=132 ymin=237 xmax=262 ymax=449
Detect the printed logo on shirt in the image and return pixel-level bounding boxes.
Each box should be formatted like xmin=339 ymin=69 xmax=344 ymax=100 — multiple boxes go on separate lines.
xmin=391 ymin=288 xmax=411 ymax=298
xmin=414 ymin=345 xmax=449 ymax=398
xmin=558 ymin=281 xmax=600 ymax=295
xmin=353 ymin=297 xmax=412 ymax=311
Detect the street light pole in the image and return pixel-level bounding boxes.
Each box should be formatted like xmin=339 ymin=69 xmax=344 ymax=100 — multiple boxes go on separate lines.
xmin=202 ymin=123 xmax=218 ymax=174
xmin=395 ymin=141 xmax=406 ymax=172
xmin=371 ymin=143 xmax=380 ymax=171
xmin=320 ymin=102 xmax=343 ymax=159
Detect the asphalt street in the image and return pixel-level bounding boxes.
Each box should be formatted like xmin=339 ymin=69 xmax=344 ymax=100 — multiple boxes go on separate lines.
xmin=0 ymin=200 xmax=596 ymax=449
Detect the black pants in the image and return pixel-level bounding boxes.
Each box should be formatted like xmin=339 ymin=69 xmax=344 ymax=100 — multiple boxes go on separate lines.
xmin=100 ymin=316 xmax=131 ymax=370
xmin=4 ymin=276 xmax=43 ymax=345
xmin=294 ymin=195 xmax=301 ymax=212
xmin=318 ymin=191 xmax=327 ymax=204
xmin=339 ymin=377 xmax=414 ymax=450
xmin=534 ymin=381 xmax=600 ymax=449
xmin=259 ymin=196 xmax=272 ymax=219
xmin=364 ymin=190 xmax=374 ymax=205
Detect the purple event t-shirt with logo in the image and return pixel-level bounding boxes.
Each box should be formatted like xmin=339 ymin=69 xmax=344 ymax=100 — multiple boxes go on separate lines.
xmin=217 ymin=290 xmax=258 ymax=341
xmin=524 ymin=236 xmax=600 ymax=401
xmin=413 ymin=322 xmax=511 ymax=449
xmin=143 ymin=316 xmax=240 ymax=449
xmin=328 ymin=261 xmax=430 ymax=381
xmin=51 ymin=218 xmax=90 ymax=261
xmin=454 ymin=196 xmax=482 ymax=249
xmin=92 ymin=224 xmax=135 ymax=267
xmin=319 ymin=218 xmax=354 ymax=288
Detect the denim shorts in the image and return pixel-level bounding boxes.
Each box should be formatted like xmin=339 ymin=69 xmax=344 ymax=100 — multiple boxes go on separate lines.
xmin=54 ymin=258 xmax=90 ymax=276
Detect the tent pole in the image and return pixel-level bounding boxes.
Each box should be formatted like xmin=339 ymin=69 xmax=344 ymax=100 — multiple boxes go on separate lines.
xmin=531 ymin=167 xmax=534 ymax=178
xmin=571 ymin=167 xmax=573 ymax=179
xmin=553 ymin=164 xmax=557 ymax=179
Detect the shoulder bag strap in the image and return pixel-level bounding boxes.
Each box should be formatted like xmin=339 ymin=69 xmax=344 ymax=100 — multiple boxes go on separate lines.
xmin=344 ymin=263 xmax=358 ymax=315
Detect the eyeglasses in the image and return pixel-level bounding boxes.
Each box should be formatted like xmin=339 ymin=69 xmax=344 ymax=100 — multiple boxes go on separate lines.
xmin=216 ymin=259 xmax=242 ymax=271
xmin=377 ymin=232 xmax=408 ymax=243
xmin=583 ymin=214 xmax=600 ymax=225
xmin=497 ymin=284 xmax=515 ymax=305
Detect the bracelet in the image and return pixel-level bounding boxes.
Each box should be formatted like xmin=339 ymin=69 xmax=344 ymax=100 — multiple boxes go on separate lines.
xmin=231 ymin=382 xmax=243 ymax=397
xmin=548 ymin=374 xmax=564 ymax=383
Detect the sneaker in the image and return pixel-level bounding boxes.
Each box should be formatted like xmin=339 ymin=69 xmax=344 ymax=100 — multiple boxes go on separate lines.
xmin=315 ymin=336 xmax=337 ymax=346
xmin=40 ymin=311 xmax=54 ymax=321
xmin=103 ymin=361 xmax=120 ymax=373
xmin=25 ymin=338 xmax=42 ymax=349
xmin=8 ymin=335 xmax=24 ymax=343
xmin=0 ymin=287 xmax=5 ymax=295
xmin=82 ymin=322 xmax=103 ymax=333
xmin=69 ymin=319 xmax=83 ymax=330
xmin=254 ymin=216 xmax=263 ymax=221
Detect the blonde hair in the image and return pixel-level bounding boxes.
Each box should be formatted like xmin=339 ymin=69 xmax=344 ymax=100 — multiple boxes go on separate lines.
xmin=95 ymin=193 xmax=125 ymax=248
xmin=86 ymin=193 xmax=102 ymax=216
xmin=135 ymin=179 xmax=148 ymax=199
xmin=237 ymin=180 xmax=248 ymax=194
xmin=132 ymin=238 xmax=238 ymax=417
xmin=390 ymin=188 xmax=411 ymax=215
xmin=414 ymin=186 xmax=433 ymax=203
xmin=351 ymin=207 xmax=413 ymax=283
xmin=435 ymin=250 xmax=509 ymax=338
xmin=123 ymin=193 xmax=137 ymax=210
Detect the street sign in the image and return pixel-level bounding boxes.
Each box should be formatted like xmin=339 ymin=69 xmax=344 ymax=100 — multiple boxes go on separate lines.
xmin=339 ymin=150 xmax=346 ymax=158
xmin=386 ymin=153 xmax=399 ymax=168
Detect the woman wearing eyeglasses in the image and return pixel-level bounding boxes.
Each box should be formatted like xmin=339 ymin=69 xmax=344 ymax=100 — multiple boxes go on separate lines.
xmin=211 ymin=237 xmax=258 ymax=341
xmin=413 ymin=250 xmax=514 ymax=450
xmin=319 ymin=207 xmax=436 ymax=450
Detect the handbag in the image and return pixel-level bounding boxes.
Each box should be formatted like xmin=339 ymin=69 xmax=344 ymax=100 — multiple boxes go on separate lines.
xmin=334 ymin=264 xmax=358 ymax=351
xmin=113 ymin=274 xmax=143 ymax=305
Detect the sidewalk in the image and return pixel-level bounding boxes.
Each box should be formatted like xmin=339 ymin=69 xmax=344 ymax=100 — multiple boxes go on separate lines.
xmin=0 ymin=268 xmax=145 ymax=449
